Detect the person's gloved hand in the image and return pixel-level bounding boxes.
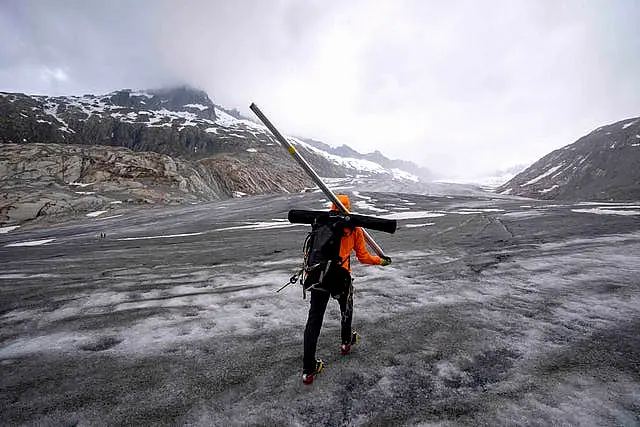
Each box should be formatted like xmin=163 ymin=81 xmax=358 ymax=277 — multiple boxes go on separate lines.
xmin=380 ymin=256 xmax=392 ymax=266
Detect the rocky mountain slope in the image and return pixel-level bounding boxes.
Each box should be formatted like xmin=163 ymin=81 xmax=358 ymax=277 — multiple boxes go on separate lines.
xmin=0 ymin=87 xmax=430 ymax=225
xmin=497 ymin=116 xmax=640 ymax=201
xmin=0 ymin=143 xmax=311 ymax=225
xmin=0 ymin=87 xmax=422 ymax=180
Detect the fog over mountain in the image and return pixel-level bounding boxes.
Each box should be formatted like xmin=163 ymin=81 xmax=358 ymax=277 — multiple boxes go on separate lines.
xmin=2 ymin=1 xmax=639 ymax=178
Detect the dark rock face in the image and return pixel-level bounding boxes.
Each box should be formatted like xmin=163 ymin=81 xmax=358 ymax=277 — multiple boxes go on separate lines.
xmin=0 ymin=87 xmax=220 ymax=154
xmin=498 ymin=117 xmax=640 ymax=201
xmin=97 ymin=87 xmax=217 ymax=121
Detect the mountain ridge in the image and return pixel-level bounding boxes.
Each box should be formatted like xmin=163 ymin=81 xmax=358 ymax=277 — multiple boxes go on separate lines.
xmin=301 ymin=138 xmax=433 ymax=182
xmin=497 ymin=116 xmax=640 ymax=201
xmin=0 ymin=86 xmax=429 ymax=182
xmin=0 ymin=86 xmax=438 ymax=226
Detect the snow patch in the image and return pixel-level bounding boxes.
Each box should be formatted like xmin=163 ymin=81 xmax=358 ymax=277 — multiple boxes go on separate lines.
xmin=354 ymin=200 xmax=388 ymax=213
xmin=43 ymin=102 xmax=75 ymax=133
xmin=391 ymin=168 xmax=419 ymax=182
xmin=352 ymin=191 xmax=372 ymax=201
xmin=215 ymin=222 xmax=300 ymax=232
xmin=317 ymin=152 xmax=386 ymax=174
xmin=143 ymin=109 xmax=201 ymax=128
xmin=622 ymin=120 xmax=637 ymax=129
xmin=130 ymin=90 xmax=153 ymax=99
xmin=0 ymin=273 xmax=58 ymax=279
xmin=246 ymin=148 xmax=258 ymax=153
xmin=458 ymin=208 xmax=504 ymax=213
xmin=5 ymin=239 xmax=55 ymax=247
xmin=523 ymin=164 xmax=563 ymax=186
xmin=214 ymin=108 xmax=264 ymax=130
xmin=572 ymin=208 xmax=640 ymax=216
xmin=96 ymin=214 xmax=124 ymax=220
xmin=0 ymin=332 xmax=87 ymax=358
xmin=502 ymin=211 xmax=544 ymax=218
xmin=451 ymin=211 xmax=484 ymax=215
xmin=540 ymin=184 xmax=559 ymax=194
xmin=119 ymin=232 xmax=204 ymax=241
xmin=575 ymin=202 xmax=640 ymax=207
xmin=86 ymin=210 xmax=108 ymax=218
xmin=183 ymin=103 xmax=209 ymax=111
xmin=289 ymin=137 xmax=389 ymax=175
xmin=381 ymin=211 xmax=446 ymax=220
xmin=404 ymin=223 xmax=435 ymax=228
xmin=0 ymin=226 xmax=20 ymax=234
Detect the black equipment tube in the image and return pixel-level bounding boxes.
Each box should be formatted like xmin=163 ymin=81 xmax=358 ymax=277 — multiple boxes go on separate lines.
xmin=288 ymin=210 xmax=397 ymax=235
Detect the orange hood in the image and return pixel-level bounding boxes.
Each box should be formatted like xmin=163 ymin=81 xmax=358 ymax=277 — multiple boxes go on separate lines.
xmin=330 ymin=194 xmax=351 ymax=212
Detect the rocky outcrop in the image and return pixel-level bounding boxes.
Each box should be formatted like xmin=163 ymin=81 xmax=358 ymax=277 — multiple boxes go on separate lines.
xmin=199 ymin=153 xmax=311 ymax=195
xmin=497 ymin=117 xmax=640 ymax=201
xmin=0 ymin=143 xmax=313 ymax=226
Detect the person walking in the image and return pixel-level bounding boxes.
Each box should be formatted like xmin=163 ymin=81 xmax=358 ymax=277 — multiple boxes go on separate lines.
xmin=302 ymin=194 xmax=391 ymax=385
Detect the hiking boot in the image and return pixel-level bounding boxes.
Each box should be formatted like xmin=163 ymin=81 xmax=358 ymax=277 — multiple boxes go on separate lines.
xmin=302 ymin=359 xmax=323 ymax=385
xmin=340 ymin=332 xmax=358 ymax=355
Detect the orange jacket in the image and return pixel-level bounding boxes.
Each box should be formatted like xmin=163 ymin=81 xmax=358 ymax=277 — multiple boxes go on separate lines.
xmin=338 ymin=227 xmax=381 ymax=272
xmin=331 ymin=194 xmax=381 ymax=271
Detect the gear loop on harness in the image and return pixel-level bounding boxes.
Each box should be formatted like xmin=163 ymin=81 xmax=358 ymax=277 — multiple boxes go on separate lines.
xmin=277 ymin=267 xmax=304 ymax=293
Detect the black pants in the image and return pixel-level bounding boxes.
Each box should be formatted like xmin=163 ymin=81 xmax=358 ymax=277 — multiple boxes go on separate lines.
xmin=303 ymin=278 xmax=353 ymax=374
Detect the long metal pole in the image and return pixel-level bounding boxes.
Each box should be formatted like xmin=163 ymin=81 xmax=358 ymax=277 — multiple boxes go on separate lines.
xmin=250 ymin=103 xmax=387 ymax=258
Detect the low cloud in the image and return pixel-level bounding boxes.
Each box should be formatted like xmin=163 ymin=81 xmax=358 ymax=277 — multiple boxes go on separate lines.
xmin=1 ymin=0 xmax=639 ymax=179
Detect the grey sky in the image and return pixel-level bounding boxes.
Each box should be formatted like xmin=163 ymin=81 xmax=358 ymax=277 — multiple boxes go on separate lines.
xmin=1 ymin=0 xmax=639 ymax=179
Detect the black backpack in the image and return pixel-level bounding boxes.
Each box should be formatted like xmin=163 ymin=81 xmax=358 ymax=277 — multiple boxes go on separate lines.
xmin=302 ymin=213 xmax=350 ymax=293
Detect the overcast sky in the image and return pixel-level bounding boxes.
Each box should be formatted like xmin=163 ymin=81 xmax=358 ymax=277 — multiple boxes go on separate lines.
xmin=1 ymin=0 xmax=639 ymax=179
